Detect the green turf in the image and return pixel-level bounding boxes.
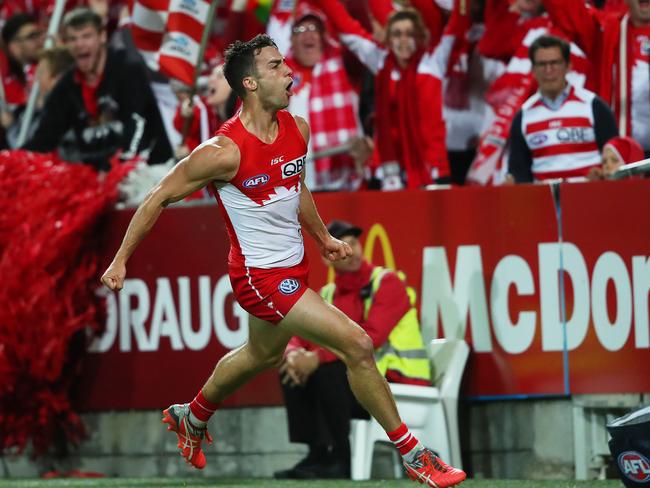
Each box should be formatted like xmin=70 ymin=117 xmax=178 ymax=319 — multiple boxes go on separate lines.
xmin=0 ymin=479 xmax=624 ymax=488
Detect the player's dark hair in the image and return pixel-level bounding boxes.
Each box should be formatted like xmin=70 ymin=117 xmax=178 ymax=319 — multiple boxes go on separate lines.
xmin=529 ymin=35 xmax=570 ymax=64
xmin=224 ymin=34 xmax=278 ymax=98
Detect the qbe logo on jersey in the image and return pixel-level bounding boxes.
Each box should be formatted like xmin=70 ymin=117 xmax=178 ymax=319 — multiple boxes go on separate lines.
xmin=281 ymin=156 xmax=305 ymax=179
xmin=278 ymin=278 xmax=300 ymax=295
xmin=618 ymin=451 xmax=650 ymax=483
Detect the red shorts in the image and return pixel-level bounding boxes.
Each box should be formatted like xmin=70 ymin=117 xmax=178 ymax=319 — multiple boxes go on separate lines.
xmin=229 ymin=255 xmax=310 ymax=324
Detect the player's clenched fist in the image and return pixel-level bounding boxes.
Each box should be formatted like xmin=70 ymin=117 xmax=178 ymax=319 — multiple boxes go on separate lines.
xmin=322 ymin=236 xmax=352 ymax=262
xmin=101 ymin=260 xmax=126 ymax=290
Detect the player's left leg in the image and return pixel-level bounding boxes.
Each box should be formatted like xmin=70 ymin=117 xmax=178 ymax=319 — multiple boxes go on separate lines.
xmin=201 ymin=313 xmax=293 ymax=401
xmin=163 ymin=314 xmax=292 ymax=469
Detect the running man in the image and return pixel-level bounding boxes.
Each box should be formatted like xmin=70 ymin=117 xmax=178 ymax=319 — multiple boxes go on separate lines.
xmin=100 ymin=34 xmax=465 ymax=487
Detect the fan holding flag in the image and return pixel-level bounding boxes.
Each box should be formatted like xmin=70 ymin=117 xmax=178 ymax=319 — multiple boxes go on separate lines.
xmin=130 ymin=0 xmax=246 ymax=155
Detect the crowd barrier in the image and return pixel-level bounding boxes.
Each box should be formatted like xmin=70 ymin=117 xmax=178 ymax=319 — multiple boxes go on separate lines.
xmin=79 ymin=179 xmax=650 ymax=410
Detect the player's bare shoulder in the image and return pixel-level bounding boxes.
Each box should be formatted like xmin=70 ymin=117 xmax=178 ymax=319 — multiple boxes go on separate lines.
xmin=186 ymin=135 xmax=241 ymax=183
xmin=293 ymin=115 xmax=310 ymax=145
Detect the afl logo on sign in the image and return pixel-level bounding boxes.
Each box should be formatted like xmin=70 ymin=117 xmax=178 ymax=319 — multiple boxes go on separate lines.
xmin=278 ymin=278 xmax=300 ymax=295
xmin=243 ymin=174 xmax=270 ymax=188
xmin=618 ymin=451 xmax=650 ymax=482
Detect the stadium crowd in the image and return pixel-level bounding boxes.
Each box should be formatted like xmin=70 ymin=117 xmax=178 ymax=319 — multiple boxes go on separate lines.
xmin=1 ymin=0 xmax=648 ymax=192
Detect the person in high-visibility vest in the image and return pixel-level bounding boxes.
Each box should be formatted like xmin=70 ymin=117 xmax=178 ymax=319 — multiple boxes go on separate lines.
xmin=274 ymin=220 xmax=430 ymax=480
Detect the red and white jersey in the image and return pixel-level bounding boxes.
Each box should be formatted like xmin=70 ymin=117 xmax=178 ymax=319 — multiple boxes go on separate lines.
xmin=521 ymin=85 xmax=600 ymax=178
xmin=213 ymin=110 xmax=307 ymax=269
xmin=630 ymin=23 xmax=650 ymax=149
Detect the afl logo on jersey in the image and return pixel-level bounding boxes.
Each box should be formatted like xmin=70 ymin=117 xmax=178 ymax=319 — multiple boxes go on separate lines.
xmin=281 ymin=156 xmax=305 ymax=179
xmin=278 ymin=278 xmax=300 ymax=295
xmin=529 ymin=134 xmax=548 ymax=146
xmin=243 ymin=174 xmax=270 ymax=188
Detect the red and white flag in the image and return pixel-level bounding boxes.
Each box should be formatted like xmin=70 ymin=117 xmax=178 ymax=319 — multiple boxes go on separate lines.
xmin=131 ymin=0 xmax=211 ymax=85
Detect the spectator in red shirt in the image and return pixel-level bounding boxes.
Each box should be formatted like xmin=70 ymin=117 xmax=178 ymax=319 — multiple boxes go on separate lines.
xmin=315 ymin=0 xmax=449 ymax=189
xmin=1 ymin=14 xmax=43 ymax=132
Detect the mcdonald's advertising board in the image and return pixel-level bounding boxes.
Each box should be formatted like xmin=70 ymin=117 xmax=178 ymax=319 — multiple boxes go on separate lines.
xmin=80 ymin=180 xmax=650 ymax=410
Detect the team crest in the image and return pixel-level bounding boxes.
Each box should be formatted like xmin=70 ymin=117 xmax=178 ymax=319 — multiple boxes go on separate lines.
xmin=278 ymin=278 xmax=300 ymax=295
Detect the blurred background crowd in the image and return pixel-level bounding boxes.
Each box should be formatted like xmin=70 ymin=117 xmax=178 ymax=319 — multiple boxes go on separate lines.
xmin=1 ymin=0 xmax=649 ymax=194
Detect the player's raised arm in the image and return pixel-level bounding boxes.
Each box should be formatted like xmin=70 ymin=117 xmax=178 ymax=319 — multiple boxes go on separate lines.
xmin=293 ymin=115 xmax=352 ymax=263
xmin=100 ymin=137 xmax=240 ymax=291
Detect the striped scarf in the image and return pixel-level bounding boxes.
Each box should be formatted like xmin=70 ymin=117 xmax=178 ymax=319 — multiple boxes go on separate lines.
xmin=288 ymin=44 xmax=361 ymax=190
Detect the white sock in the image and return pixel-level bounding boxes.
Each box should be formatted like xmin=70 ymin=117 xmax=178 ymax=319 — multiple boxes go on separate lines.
xmin=188 ymin=411 xmax=207 ymax=429
xmin=403 ymin=441 xmax=425 ymax=463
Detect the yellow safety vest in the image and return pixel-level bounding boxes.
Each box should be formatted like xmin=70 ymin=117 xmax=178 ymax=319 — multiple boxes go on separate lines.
xmin=321 ymin=266 xmax=431 ymax=383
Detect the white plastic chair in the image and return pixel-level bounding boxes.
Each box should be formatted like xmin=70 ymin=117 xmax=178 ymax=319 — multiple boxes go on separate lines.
xmin=349 ymin=338 xmax=470 ymax=480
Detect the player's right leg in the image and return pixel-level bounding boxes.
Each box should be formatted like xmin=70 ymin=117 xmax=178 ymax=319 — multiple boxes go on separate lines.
xmin=163 ymin=314 xmax=292 ymax=469
xmin=279 ymin=289 xmax=466 ymax=487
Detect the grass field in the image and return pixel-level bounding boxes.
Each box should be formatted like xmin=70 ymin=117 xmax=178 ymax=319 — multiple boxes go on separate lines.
xmin=0 ymin=479 xmax=625 ymax=488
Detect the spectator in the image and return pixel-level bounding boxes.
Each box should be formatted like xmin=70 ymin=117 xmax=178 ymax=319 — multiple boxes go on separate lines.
xmin=542 ymin=0 xmax=650 ymax=154
xmin=1 ymin=13 xmax=43 ymax=129
xmin=23 ymin=7 xmax=172 ymax=171
xmin=171 ymin=64 xmax=238 ymax=161
xmin=478 ymin=0 xmax=544 ymax=63
xmin=467 ymin=0 xmax=592 ymax=185
xmin=507 ymin=35 xmax=618 ymax=182
xmin=170 ymin=80 xmax=217 ymax=161
xmin=431 ymin=0 xmax=501 ymax=185
xmin=316 ymin=0 xmax=449 ymax=190
xmin=588 ymin=135 xmax=645 ymax=180
xmin=205 ymin=63 xmax=237 ymax=124
xmin=286 ymin=7 xmax=363 ymax=191
xmin=274 ymin=220 xmax=430 ymax=480
xmin=5 ymin=46 xmax=74 ymax=148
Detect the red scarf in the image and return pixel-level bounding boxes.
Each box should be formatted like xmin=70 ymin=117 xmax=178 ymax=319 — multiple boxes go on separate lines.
xmin=375 ymin=50 xmax=432 ymax=188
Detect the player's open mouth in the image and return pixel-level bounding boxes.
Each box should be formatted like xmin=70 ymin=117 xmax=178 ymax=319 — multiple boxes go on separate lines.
xmin=286 ymin=81 xmax=293 ymax=94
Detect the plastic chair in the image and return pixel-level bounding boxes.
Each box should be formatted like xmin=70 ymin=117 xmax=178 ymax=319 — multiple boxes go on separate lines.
xmin=349 ymin=338 xmax=470 ymax=480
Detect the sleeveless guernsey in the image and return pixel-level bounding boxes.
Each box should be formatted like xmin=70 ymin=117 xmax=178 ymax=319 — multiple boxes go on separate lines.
xmin=214 ymin=110 xmax=308 ymax=269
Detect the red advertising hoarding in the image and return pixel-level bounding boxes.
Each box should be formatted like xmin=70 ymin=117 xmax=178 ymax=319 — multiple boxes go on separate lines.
xmin=79 ymin=181 xmax=650 ymax=411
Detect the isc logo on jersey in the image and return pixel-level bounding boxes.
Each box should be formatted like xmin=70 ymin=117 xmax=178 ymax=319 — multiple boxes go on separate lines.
xmin=281 ymin=156 xmax=305 ymax=179
xmin=618 ymin=452 xmax=650 ymax=482
xmin=243 ymin=174 xmax=270 ymax=188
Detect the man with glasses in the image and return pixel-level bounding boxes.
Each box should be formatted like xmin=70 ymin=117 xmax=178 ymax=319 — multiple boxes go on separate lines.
xmin=284 ymin=7 xmax=363 ymax=191
xmin=542 ymin=0 xmax=650 ymax=156
xmin=1 ymin=13 xmax=43 ymax=147
xmin=507 ymin=35 xmax=618 ymax=182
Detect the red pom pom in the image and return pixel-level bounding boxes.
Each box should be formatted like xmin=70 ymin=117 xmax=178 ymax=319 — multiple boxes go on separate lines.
xmin=0 ymin=150 xmax=133 ymax=456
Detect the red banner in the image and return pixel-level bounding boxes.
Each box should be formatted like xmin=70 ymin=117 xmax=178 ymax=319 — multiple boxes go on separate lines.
xmin=79 ymin=181 xmax=650 ymax=411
